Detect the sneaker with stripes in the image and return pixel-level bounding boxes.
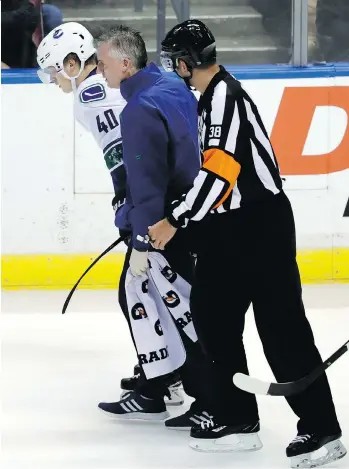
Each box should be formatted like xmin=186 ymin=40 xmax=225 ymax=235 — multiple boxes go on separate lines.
xmin=98 ymin=391 xmax=170 ymax=421
xmin=165 ymin=408 xmax=213 ymax=430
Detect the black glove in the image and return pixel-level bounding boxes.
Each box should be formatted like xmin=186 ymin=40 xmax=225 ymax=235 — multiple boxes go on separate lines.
xmin=112 ymin=190 xmax=130 ymax=245
xmin=119 ymin=229 xmax=131 ymax=246
xmin=112 ymin=189 xmax=126 ymax=213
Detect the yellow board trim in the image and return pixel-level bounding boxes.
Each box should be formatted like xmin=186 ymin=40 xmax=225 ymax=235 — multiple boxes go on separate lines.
xmin=1 ymin=248 xmax=349 ymax=290
xmin=1 ymin=253 xmax=126 ymax=290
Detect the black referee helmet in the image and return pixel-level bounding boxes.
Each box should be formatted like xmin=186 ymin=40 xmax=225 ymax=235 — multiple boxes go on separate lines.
xmin=160 ymin=19 xmax=216 ymax=74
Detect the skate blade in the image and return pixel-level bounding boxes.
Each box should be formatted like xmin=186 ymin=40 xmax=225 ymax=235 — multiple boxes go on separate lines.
xmin=189 ymin=432 xmax=263 ymax=453
xmin=290 ymin=439 xmax=347 ymax=468
xmin=166 ymin=399 xmax=185 ymax=406
xmin=166 ymin=426 xmax=191 ymax=431
xmin=166 ymin=390 xmax=184 ymax=406
xmin=99 ymin=408 xmax=170 ymax=421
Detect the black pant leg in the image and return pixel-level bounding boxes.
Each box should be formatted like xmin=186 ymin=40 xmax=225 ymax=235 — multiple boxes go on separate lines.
xmin=118 ymin=244 xmax=132 ymax=323
xmin=190 ymin=228 xmax=259 ymax=425
xmin=251 ymin=193 xmax=341 ymax=435
xmin=156 ymin=242 xmax=214 ymax=409
xmin=174 ymin=327 xmax=217 ymax=412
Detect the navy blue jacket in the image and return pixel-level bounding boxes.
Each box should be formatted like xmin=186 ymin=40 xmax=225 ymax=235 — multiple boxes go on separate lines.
xmin=115 ymin=63 xmax=200 ymax=251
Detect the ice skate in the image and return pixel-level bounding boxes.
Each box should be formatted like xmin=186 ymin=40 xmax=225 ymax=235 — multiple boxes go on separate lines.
xmin=165 ymin=409 xmax=213 ymax=431
xmin=120 ymin=365 xmax=184 ymax=406
xmin=164 ymin=380 xmax=185 ymax=406
xmin=189 ymin=419 xmax=263 ymax=452
xmin=286 ymin=433 xmax=347 ymax=468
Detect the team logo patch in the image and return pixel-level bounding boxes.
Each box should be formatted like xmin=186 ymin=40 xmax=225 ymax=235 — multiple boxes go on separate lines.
xmin=162 ymin=290 xmax=180 ymax=308
xmin=53 ymin=29 xmax=64 ymax=39
xmin=80 ymin=83 xmax=106 ymax=103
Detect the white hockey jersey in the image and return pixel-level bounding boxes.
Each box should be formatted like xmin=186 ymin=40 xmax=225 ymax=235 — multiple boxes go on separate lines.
xmin=74 ymin=70 xmax=127 ymax=189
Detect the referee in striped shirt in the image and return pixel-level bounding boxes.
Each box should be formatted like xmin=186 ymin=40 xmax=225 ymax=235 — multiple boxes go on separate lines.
xmin=149 ymin=20 xmax=342 ymax=459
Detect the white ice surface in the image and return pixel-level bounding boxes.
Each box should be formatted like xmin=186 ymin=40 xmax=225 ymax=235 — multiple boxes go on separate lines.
xmin=1 ymin=285 xmax=349 ymax=469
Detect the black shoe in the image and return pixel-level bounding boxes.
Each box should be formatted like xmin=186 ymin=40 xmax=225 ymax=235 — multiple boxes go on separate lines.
xmin=98 ymin=391 xmax=170 ymax=421
xmin=165 ymin=409 xmax=213 ymax=431
xmin=189 ymin=419 xmax=262 ymax=452
xmin=133 ymin=364 xmax=141 ymax=375
xmin=286 ymin=432 xmax=347 ymax=468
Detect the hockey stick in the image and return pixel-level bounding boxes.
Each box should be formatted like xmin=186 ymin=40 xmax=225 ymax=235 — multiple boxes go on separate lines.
xmin=233 ymin=339 xmax=349 ymax=397
xmin=62 ymin=236 xmax=125 ymax=315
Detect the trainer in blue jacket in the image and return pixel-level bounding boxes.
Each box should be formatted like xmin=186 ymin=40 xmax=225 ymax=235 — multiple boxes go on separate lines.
xmin=94 ymin=26 xmax=213 ymax=424
xmin=96 ymin=26 xmax=200 ymax=276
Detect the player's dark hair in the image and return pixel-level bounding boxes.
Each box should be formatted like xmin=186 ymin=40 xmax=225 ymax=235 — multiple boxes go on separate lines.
xmin=63 ymin=53 xmax=97 ymax=67
xmin=93 ymin=25 xmax=148 ymax=70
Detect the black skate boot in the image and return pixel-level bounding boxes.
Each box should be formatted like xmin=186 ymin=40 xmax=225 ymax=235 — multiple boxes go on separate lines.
xmin=120 ymin=369 xmax=140 ymax=393
xmin=119 ymin=364 xmax=142 ymax=392
xmin=189 ymin=419 xmax=262 ymax=452
xmin=286 ymin=432 xmax=347 ymax=468
xmin=165 ymin=409 xmax=213 ymax=431
xmin=120 ymin=366 xmax=184 ymax=406
xmin=98 ymin=390 xmax=169 ymax=421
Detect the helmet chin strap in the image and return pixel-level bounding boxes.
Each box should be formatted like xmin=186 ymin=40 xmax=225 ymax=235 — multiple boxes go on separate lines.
xmin=60 ymin=60 xmax=86 ymax=93
xmin=71 ymin=77 xmax=77 ymax=93
xmin=65 ymin=60 xmax=86 ymax=119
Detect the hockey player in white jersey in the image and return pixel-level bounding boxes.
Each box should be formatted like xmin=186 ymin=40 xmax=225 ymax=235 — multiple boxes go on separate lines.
xmin=37 ymin=22 xmax=126 ymax=202
xmin=36 ymin=22 xmax=184 ymax=409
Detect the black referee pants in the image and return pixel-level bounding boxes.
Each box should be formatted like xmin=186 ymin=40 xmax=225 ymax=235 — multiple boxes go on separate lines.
xmin=190 ymin=191 xmax=341 ymax=435
xmin=118 ymin=238 xmax=212 ymax=411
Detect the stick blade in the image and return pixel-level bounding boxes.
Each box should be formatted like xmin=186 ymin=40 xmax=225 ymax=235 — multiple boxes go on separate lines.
xmin=233 ymin=372 xmax=271 ymax=395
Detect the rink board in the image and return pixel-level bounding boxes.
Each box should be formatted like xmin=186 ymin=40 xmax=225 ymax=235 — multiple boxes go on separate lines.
xmin=1 ymin=248 xmax=349 ymax=290
xmin=1 ymin=64 xmax=349 ymax=288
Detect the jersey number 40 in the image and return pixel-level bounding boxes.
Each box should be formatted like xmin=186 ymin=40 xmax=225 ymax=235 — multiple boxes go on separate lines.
xmin=96 ymin=109 xmax=119 ymax=133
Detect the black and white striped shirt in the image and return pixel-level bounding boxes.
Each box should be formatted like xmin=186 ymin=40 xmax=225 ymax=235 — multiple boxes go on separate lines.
xmin=168 ymin=66 xmax=283 ymax=228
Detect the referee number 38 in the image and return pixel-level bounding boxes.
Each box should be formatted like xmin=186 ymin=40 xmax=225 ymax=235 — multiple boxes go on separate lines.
xmin=209 ymin=125 xmax=222 ymax=138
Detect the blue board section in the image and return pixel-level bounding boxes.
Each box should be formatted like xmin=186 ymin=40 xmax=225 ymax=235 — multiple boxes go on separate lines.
xmin=2 ymin=63 xmax=349 ymax=84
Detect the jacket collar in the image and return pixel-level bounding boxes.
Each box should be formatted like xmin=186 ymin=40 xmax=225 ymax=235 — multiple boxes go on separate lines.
xmin=198 ymin=65 xmax=229 ymax=115
xmin=120 ymin=62 xmax=162 ymax=101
